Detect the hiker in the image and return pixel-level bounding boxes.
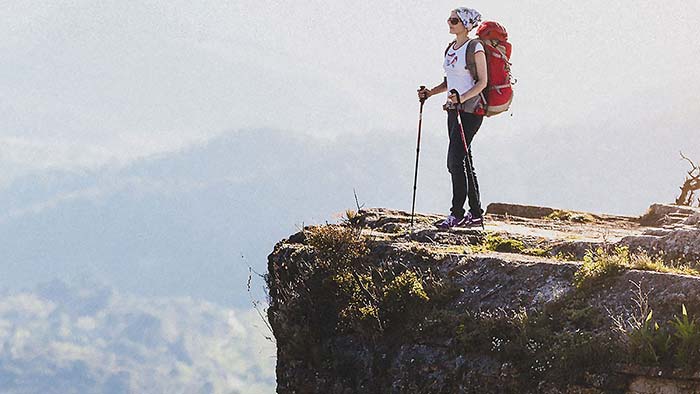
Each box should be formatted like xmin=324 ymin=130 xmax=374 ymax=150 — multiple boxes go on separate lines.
xmin=418 ymin=7 xmax=487 ymax=229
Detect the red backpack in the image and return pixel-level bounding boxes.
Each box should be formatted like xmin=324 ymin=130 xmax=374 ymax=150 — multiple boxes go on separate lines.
xmin=475 ymin=21 xmax=514 ymax=117
xmin=443 ymin=22 xmax=514 ymax=116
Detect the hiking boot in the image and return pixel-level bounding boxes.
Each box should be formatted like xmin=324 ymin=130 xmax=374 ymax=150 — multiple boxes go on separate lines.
xmin=436 ymin=214 xmax=462 ymax=229
xmin=458 ymin=212 xmax=484 ymax=228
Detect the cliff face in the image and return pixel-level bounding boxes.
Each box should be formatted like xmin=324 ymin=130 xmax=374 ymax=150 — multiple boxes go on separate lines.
xmin=266 ymin=203 xmax=700 ymax=394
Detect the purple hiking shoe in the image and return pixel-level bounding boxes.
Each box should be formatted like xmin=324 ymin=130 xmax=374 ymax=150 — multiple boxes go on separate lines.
xmin=436 ymin=214 xmax=462 ymax=229
xmin=458 ymin=212 xmax=484 ymax=228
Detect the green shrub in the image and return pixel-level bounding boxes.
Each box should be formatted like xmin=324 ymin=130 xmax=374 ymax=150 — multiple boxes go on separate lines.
xmin=554 ymin=251 xmax=577 ymax=261
xmin=616 ymin=303 xmax=700 ymax=369
xmin=482 ymin=233 xmax=526 ymax=253
xmin=333 ymin=271 xmax=381 ymax=333
xmin=573 ymin=246 xmax=629 ymax=289
xmin=546 ymin=210 xmax=593 ymax=223
xmin=629 ymin=252 xmax=700 ymax=276
xmin=383 ymin=271 xmax=429 ymax=302
xmin=546 ymin=210 xmax=573 ymax=221
xmin=305 ymin=225 xmax=440 ymax=338
xmin=454 ymin=308 xmax=620 ymax=385
xmin=626 ymin=310 xmax=673 ymax=366
xmin=670 ymin=304 xmax=700 ymax=368
xmin=574 ymin=247 xmax=700 ymax=289
xmin=523 ymin=247 xmax=550 ymax=257
xmin=307 ymin=225 xmax=369 ymax=269
xmin=477 ymin=233 xmax=550 ymax=257
xmin=380 ymin=271 xmax=430 ymax=331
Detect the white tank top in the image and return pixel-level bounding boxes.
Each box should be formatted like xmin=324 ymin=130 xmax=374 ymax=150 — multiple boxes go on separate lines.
xmin=443 ymin=40 xmax=484 ymax=96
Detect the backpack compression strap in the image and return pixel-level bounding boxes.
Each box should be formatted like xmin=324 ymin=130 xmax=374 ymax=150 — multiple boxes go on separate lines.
xmin=465 ymin=39 xmax=487 ymax=109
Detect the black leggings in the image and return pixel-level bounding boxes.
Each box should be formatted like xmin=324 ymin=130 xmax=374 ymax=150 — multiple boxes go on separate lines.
xmin=447 ymin=110 xmax=484 ymax=218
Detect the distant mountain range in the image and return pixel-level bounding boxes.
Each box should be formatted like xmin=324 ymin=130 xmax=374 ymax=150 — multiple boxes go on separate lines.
xmin=0 ymin=124 xmax=693 ymax=308
xmin=0 ymin=128 xmax=423 ymax=307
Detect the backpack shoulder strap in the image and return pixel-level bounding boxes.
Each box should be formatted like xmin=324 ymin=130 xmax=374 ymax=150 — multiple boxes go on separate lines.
xmin=465 ymin=39 xmax=484 ymax=82
xmin=444 ymin=41 xmax=456 ymax=57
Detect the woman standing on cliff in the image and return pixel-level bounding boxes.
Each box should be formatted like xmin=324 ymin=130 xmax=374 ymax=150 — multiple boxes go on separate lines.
xmin=418 ymin=7 xmax=487 ymax=229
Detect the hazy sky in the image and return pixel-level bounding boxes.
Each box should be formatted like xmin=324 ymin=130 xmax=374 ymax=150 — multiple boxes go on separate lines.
xmin=3 ymin=1 xmax=699 ymax=182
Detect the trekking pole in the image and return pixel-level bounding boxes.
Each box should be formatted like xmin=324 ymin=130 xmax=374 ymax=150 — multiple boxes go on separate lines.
xmin=450 ymin=89 xmax=484 ymax=229
xmin=410 ymin=86 xmax=427 ymax=228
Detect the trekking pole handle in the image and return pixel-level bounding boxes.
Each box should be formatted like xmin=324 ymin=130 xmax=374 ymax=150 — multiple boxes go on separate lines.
xmin=418 ymin=85 xmax=427 ymax=103
xmin=450 ymin=89 xmax=461 ymax=105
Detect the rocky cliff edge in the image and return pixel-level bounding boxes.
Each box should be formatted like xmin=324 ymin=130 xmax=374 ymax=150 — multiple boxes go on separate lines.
xmin=266 ymin=202 xmax=700 ymax=394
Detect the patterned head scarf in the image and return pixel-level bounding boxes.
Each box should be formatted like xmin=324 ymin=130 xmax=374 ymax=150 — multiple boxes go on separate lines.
xmin=454 ymin=7 xmax=482 ymax=31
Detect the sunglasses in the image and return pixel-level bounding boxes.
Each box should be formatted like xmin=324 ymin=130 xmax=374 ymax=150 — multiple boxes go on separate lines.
xmin=447 ymin=17 xmax=461 ymax=25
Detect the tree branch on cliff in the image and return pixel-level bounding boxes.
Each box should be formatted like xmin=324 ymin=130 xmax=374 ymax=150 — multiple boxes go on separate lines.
xmin=350 ymin=270 xmax=384 ymax=332
xmin=676 ymin=152 xmax=700 ymax=207
xmin=351 ymin=271 xmax=380 ymax=306
xmin=353 ymin=188 xmax=364 ymax=211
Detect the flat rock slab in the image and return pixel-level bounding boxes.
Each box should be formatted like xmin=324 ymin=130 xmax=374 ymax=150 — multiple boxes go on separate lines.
xmin=358 ymin=202 xmax=700 ymax=263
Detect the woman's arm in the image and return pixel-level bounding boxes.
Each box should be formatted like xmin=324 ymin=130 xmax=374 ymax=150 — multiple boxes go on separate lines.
xmin=418 ymin=79 xmax=447 ymax=101
xmin=453 ymin=51 xmax=488 ymax=103
xmin=428 ymin=79 xmax=448 ymax=96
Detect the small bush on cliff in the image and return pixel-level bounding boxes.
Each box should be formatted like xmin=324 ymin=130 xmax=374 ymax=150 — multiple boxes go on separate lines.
xmin=482 ymin=233 xmax=526 ymax=253
xmin=383 ymin=271 xmax=428 ymax=303
xmin=618 ymin=305 xmax=700 ymax=369
xmin=265 ymin=224 xmax=373 ymax=365
xmin=574 ymin=246 xmax=700 ymax=289
xmin=455 ymin=308 xmax=620 ymax=386
xmin=475 ymin=233 xmax=550 ymax=257
xmin=573 ymin=246 xmax=629 ymax=289
xmin=307 ymin=225 xmax=369 ymax=269
xmin=612 ymin=283 xmax=700 ymax=369
xmin=381 ymin=271 xmax=429 ymax=326
xmin=302 ymin=224 xmax=438 ymax=339
xmin=669 ymin=304 xmax=700 ymax=368
xmin=333 ymin=264 xmax=434 ymax=337
xmin=629 ymin=251 xmax=700 ymax=276
xmin=333 ymin=271 xmax=380 ymax=331
xmin=546 ymin=210 xmax=593 ymax=223
xmin=626 ymin=310 xmax=672 ymax=366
